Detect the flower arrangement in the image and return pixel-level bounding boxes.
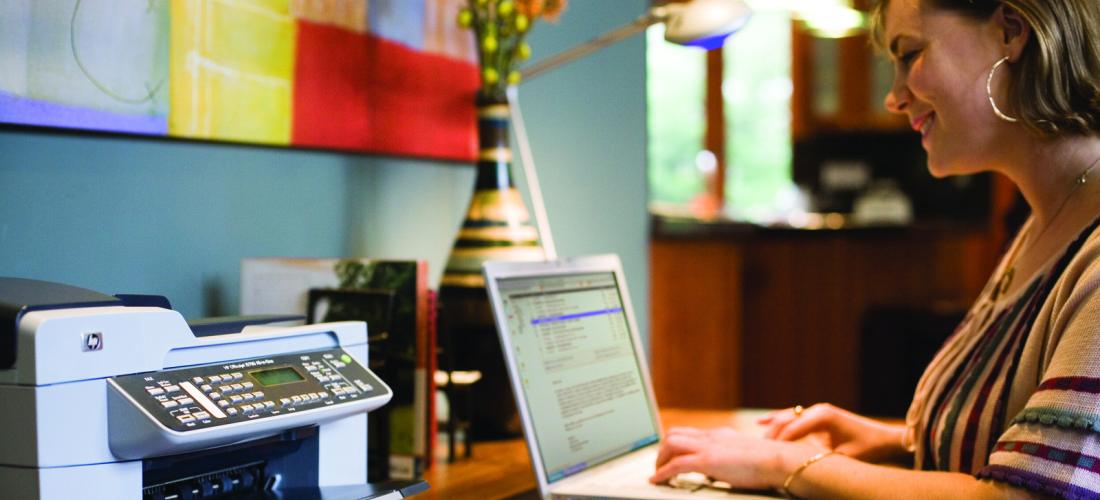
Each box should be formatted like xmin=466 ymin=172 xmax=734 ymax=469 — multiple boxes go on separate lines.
xmin=458 ymin=0 xmax=568 ymax=101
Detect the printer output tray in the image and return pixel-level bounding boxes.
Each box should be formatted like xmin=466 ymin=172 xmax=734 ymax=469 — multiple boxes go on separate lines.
xmin=264 ymin=480 xmax=429 ymax=499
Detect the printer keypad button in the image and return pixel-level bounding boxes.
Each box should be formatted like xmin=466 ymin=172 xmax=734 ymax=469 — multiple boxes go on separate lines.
xmin=177 ymin=414 xmax=194 ymax=423
xmin=161 ymin=400 xmax=178 ymax=409
xmin=147 ymin=387 xmax=165 ymax=396
xmin=231 ymin=372 xmax=244 ymax=380
xmin=178 ymin=397 xmax=195 ymax=406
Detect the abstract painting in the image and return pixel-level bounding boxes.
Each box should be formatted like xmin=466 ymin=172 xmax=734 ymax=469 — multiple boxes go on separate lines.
xmin=0 ymin=0 xmax=480 ymax=161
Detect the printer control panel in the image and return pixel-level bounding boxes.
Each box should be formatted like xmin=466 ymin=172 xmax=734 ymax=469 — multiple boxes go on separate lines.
xmin=111 ymin=348 xmax=383 ymax=432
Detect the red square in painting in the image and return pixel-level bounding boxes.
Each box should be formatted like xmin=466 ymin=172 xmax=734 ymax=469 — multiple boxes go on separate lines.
xmin=292 ymin=21 xmax=479 ymax=162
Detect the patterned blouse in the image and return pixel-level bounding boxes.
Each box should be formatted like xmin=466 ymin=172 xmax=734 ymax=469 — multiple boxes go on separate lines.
xmin=905 ymin=216 xmax=1100 ymax=498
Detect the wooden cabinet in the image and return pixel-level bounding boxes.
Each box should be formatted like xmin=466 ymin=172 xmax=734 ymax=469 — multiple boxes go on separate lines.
xmin=650 ymin=239 xmax=744 ymax=409
xmin=649 ymin=224 xmax=1000 ymax=411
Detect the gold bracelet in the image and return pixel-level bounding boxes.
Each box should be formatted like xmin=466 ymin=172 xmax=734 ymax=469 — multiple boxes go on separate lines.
xmin=779 ymin=449 xmax=838 ymax=499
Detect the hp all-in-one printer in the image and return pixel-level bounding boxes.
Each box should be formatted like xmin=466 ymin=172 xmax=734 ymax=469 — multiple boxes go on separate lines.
xmin=0 ymin=278 xmax=422 ymax=499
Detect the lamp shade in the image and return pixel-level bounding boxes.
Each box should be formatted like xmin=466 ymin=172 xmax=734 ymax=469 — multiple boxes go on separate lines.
xmin=660 ymin=0 xmax=753 ymax=49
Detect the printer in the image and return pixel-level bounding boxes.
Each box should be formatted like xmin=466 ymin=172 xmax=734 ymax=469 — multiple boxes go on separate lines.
xmin=0 ymin=278 xmax=424 ymax=499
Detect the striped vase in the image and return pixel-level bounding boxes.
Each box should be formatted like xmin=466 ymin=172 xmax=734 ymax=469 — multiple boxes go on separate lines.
xmin=442 ymin=97 xmax=545 ymax=288
xmin=438 ymin=96 xmax=544 ymax=439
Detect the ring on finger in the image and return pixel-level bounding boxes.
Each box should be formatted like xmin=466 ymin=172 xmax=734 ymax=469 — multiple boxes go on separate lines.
xmin=793 ymin=405 xmax=805 ymax=417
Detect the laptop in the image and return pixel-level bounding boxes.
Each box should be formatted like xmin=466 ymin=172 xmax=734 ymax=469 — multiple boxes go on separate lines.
xmin=483 ymin=255 xmax=772 ymax=499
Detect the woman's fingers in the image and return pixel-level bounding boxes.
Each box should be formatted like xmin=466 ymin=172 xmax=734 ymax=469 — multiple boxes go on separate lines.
xmin=655 ymin=433 xmax=705 ymax=468
xmin=757 ymin=409 xmax=783 ymax=425
xmin=650 ymin=454 xmax=705 ymax=485
xmin=776 ymin=404 xmax=831 ymax=442
xmin=763 ymin=406 xmax=803 ymax=439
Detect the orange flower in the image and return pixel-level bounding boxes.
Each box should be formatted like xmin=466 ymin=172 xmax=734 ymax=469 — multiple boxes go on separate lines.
xmin=542 ymin=0 xmax=567 ymax=21
xmin=515 ymin=0 xmax=543 ymax=17
xmin=516 ymin=0 xmax=567 ymax=22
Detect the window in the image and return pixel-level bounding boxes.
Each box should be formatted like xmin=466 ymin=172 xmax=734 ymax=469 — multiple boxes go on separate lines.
xmin=722 ymin=6 xmax=793 ymax=222
xmin=646 ymin=24 xmax=707 ymax=208
xmin=647 ymin=3 xmax=794 ymax=223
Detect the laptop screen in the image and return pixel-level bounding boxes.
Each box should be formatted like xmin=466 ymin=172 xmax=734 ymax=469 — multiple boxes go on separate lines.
xmin=496 ymin=271 xmax=659 ymax=483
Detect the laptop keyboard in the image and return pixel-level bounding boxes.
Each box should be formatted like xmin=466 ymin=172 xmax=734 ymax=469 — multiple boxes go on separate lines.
xmin=570 ymin=448 xmax=738 ymax=498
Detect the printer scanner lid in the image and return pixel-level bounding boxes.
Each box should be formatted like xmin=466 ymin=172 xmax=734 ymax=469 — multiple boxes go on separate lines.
xmin=0 ymin=277 xmax=122 ymax=370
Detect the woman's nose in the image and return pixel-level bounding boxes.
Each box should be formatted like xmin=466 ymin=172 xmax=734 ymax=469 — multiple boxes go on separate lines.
xmin=884 ymin=75 xmax=909 ymax=114
xmin=884 ymin=86 xmax=909 ymax=114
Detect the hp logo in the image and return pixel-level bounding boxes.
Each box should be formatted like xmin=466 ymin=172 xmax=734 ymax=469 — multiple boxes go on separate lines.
xmin=83 ymin=332 xmax=103 ymax=352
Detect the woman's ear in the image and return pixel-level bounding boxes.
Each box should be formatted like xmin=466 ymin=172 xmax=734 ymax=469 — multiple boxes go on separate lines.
xmin=994 ymin=4 xmax=1031 ymax=61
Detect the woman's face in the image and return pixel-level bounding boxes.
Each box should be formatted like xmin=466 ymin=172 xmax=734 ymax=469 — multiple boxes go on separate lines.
xmin=882 ymin=0 xmax=1007 ymax=177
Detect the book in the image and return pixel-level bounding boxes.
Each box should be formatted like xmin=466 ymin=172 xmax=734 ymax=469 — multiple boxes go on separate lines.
xmin=241 ymin=258 xmax=435 ymax=480
xmin=424 ymin=289 xmax=438 ymax=469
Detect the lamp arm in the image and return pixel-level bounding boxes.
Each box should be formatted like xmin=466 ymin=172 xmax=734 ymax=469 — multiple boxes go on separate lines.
xmin=520 ymin=11 xmax=660 ymax=81
xmin=506 ymin=85 xmax=557 ymax=260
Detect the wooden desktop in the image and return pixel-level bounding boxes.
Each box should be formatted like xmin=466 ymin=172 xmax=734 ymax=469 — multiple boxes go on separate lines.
xmin=419 ymin=408 xmax=768 ymax=500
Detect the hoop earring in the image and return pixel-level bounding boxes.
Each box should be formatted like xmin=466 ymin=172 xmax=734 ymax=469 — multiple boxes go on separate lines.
xmin=987 ymin=56 xmax=1019 ymax=123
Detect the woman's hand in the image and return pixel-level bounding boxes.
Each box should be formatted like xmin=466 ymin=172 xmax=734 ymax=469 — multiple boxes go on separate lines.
xmin=649 ymin=426 xmax=821 ymax=490
xmin=758 ymin=403 xmax=907 ymax=463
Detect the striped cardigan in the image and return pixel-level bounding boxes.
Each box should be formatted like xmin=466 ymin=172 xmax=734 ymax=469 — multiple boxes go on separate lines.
xmin=906 ymin=216 xmax=1100 ymax=498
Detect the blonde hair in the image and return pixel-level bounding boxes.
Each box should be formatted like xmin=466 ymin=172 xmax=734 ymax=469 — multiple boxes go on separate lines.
xmin=870 ymin=0 xmax=1100 ymax=137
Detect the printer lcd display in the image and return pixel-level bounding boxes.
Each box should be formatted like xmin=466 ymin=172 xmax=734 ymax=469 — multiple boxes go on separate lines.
xmin=250 ymin=366 xmax=305 ymax=387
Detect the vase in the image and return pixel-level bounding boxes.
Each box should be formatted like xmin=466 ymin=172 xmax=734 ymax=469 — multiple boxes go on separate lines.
xmin=439 ymin=95 xmax=544 ymax=439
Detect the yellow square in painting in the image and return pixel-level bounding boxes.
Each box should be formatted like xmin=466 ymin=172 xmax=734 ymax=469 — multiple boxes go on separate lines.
xmin=170 ymin=0 xmax=296 ymax=144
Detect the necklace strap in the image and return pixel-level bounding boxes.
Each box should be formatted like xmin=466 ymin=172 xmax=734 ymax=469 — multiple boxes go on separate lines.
xmin=992 ymin=156 xmax=1099 ymax=302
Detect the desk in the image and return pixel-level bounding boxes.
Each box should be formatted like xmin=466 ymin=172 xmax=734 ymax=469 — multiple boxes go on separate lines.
xmin=419 ymin=408 xmax=768 ymax=500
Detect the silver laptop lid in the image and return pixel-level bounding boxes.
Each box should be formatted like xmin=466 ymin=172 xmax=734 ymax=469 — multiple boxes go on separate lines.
xmin=484 ymin=255 xmax=663 ymax=496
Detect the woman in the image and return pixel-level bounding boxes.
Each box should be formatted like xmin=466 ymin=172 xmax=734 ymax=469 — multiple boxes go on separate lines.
xmin=650 ymin=0 xmax=1100 ymax=497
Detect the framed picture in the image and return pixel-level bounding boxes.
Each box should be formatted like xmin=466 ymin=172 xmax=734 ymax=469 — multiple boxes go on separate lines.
xmin=0 ymin=0 xmax=479 ymax=161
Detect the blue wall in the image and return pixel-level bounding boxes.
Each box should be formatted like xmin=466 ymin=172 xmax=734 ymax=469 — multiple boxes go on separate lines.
xmin=0 ymin=1 xmax=650 ymax=344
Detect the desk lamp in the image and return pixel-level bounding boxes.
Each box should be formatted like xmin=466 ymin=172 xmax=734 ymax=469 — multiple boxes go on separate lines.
xmin=508 ymin=0 xmax=753 ymax=259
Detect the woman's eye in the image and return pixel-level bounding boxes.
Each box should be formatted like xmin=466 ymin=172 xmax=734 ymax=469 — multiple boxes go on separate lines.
xmin=900 ymin=50 xmax=920 ymax=66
